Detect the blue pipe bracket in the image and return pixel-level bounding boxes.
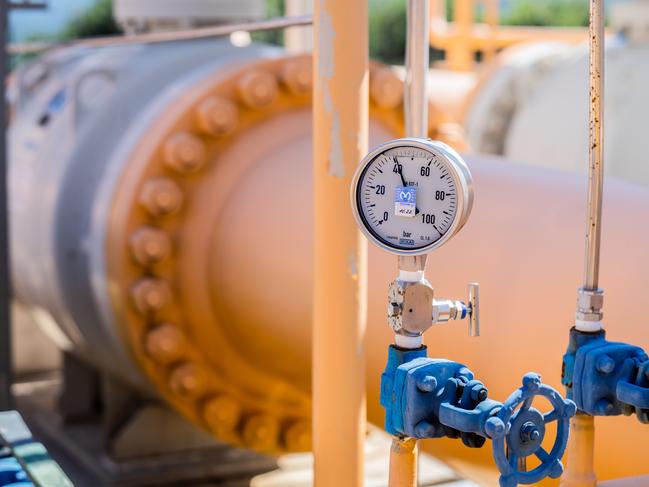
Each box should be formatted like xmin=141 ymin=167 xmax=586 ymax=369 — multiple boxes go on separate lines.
xmin=381 ymin=345 xmax=576 ymax=487
xmin=562 ymin=327 xmax=649 ymax=421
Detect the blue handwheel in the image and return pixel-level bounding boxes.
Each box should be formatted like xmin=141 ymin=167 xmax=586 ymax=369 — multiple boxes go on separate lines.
xmin=485 ymin=373 xmax=577 ymax=487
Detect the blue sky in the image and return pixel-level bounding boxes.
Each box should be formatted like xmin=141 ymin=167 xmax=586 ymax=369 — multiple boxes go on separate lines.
xmin=9 ymin=0 xmax=95 ymax=41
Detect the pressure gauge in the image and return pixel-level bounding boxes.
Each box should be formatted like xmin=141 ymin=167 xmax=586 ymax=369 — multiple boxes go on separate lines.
xmin=351 ymin=138 xmax=473 ymax=255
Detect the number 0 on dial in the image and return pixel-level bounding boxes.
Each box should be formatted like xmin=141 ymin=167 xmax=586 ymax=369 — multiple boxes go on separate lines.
xmin=351 ymin=138 xmax=474 ymax=255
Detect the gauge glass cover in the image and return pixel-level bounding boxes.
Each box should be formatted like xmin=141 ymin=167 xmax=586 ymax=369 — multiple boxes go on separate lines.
xmin=351 ymin=138 xmax=472 ymax=255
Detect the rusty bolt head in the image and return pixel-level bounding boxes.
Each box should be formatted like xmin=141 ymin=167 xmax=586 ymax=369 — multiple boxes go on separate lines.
xmin=237 ymin=70 xmax=278 ymax=109
xmin=145 ymin=323 xmax=186 ymax=364
xmin=129 ymin=226 xmax=172 ymax=266
xmin=196 ymin=96 xmax=239 ymax=137
xmin=131 ymin=278 xmax=171 ymax=315
xmin=163 ymin=132 xmax=207 ymax=174
xmin=139 ymin=178 xmax=183 ymax=217
xmin=370 ymin=68 xmax=403 ymax=109
xmin=203 ymin=395 xmax=241 ymax=433
xmin=169 ymin=363 xmax=208 ymax=399
xmin=242 ymin=414 xmax=279 ymax=451
xmin=283 ymin=420 xmax=312 ymax=451
xmin=281 ymin=58 xmax=312 ymax=96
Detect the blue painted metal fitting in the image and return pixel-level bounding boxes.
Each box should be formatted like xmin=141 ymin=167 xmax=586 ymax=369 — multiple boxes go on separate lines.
xmin=382 ymin=345 xmax=576 ymax=486
xmin=380 ymin=345 xmax=428 ymax=436
xmin=562 ymin=327 xmax=649 ymax=419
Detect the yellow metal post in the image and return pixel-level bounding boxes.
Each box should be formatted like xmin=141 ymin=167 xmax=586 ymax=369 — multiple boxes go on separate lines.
xmin=313 ymin=0 xmax=368 ymax=486
xmin=389 ymin=437 xmax=418 ymax=487
xmin=483 ymin=0 xmax=499 ymax=62
xmin=448 ymin=0 xmax=474 ymax=71
xmin=561 ymin=414 xmax=597 ymax=487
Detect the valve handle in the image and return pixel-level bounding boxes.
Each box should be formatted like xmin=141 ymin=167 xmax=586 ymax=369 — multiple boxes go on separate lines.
xmin=467 ymin=283 xmax=479 ymax=337
xmin=486 ymin=373 xmax=577 ymax=487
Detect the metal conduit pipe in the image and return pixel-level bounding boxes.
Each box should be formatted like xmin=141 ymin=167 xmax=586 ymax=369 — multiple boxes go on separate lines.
xmin=8 ymin=40 xmax=649 ymax=482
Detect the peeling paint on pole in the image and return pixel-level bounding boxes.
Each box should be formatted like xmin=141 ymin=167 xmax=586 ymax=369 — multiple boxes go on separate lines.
xmin=317 ymin=3 xmax=345 ymax=177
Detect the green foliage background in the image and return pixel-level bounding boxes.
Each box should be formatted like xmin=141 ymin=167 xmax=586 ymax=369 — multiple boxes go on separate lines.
xmin=369 ymin=0 xmax=590 ymax=64
xmin=503 ymin=0 xmax=590 ymax=27
xmin=60 ymin=0 xmax=121 ymax=40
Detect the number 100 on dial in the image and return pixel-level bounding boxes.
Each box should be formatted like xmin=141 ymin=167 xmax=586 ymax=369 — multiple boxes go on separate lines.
xmin=350 ymin=138 xmax=474 ymax=255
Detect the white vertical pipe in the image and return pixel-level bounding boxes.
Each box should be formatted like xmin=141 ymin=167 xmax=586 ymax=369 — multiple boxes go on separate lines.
xmin=405 ymin=0 xmax=430 ymax=138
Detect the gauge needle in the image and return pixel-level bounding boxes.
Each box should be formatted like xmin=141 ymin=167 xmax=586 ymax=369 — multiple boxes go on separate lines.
xmin=393 ymin=157 xmax=420 ymax=215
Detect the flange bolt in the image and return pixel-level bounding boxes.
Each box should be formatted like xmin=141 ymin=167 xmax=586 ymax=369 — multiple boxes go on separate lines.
xmin=139 ymin=178 xmax=184 ymax=217
xmin=163 ymin=132 xmax=206 ymax=174
xmin=145 ymin=323 xmax=186 ymax=364
xmin=238 ymin=70 xmax=278 ymax=109
xmin=196 ymin=96 xmax=238 ymax=137
xmin=203 ymin=395 xmax=241 ymax=434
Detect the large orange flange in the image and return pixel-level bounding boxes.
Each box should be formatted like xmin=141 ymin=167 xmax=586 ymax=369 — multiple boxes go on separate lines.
xmin=105 ymin=54 xmax=456 ymax=454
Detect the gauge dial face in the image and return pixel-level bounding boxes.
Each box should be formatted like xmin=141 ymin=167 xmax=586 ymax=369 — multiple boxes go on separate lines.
xmin=352 ymin=139 xmax=472 ymax=255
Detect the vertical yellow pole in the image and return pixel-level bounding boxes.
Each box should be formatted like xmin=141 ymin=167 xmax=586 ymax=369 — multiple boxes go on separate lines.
xmin=313 ymin=1 xmax=368 ymax=486
xmin=483 ymin=0 xmax=499 ymax=62
xmin=560 ymin=414 xmax=597 ymax=487
xmin=389 ymin=437 xmax=418 ymax=487
xmin=448 ymin=0 xmax=474 ymax=71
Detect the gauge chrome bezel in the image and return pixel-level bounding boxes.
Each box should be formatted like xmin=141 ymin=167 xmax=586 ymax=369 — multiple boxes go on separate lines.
xmin=350 ymin=137 xmax=474 ymax=256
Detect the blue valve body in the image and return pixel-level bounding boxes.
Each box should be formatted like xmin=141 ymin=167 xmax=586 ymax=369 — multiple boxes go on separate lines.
xmin=563 ymin=327 xmax=649 ymax=420
xmin=381 ymin=345 xmax=484 ymax=438
xmin=382 ymin=344 xmax=576 ymax=486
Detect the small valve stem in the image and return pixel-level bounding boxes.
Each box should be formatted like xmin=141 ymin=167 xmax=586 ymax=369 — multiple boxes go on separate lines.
xmin=431 ymin=283 xmax=480 ymax=337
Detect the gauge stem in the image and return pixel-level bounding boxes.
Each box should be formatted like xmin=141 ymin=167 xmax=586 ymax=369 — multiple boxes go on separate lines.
xmin=405 ymin=0 xmax=430 ymax=139
xmin=399 ymin=0 xmax=430 ymax=281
